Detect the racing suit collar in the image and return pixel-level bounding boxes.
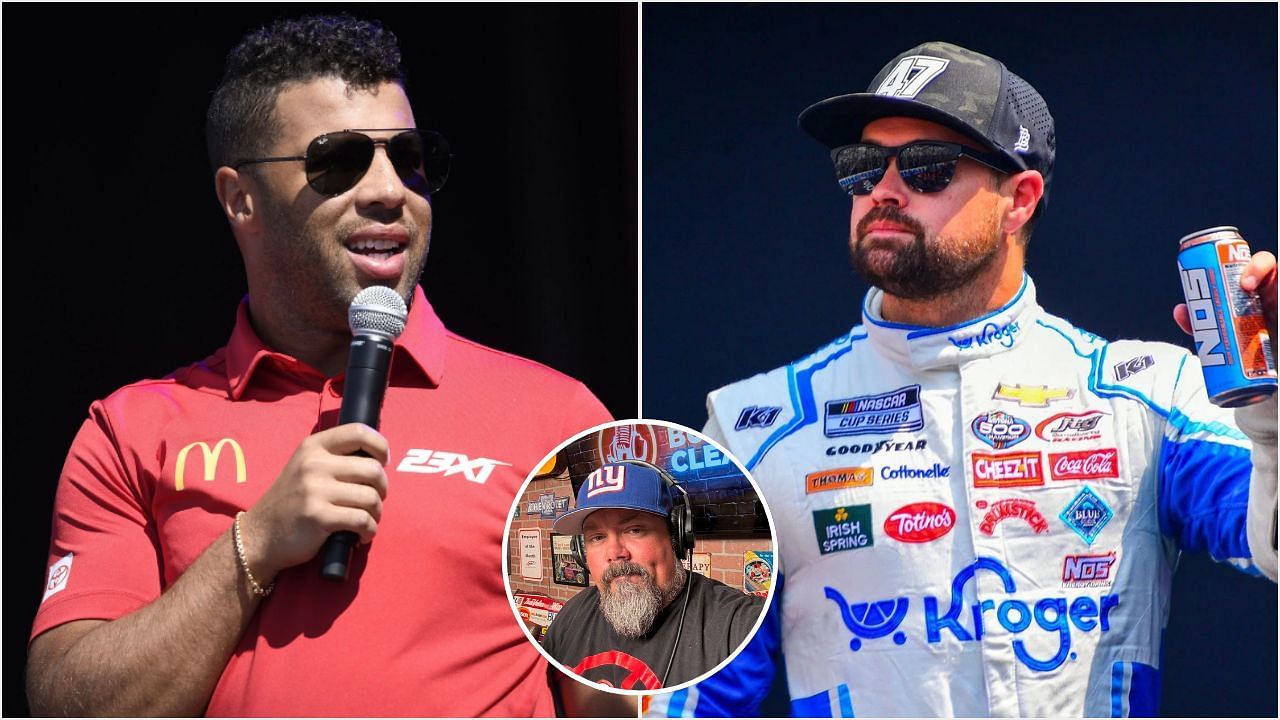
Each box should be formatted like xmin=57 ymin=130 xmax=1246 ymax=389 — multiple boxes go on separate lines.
xmin=861 ymin=274 xmax=1039 ymax=369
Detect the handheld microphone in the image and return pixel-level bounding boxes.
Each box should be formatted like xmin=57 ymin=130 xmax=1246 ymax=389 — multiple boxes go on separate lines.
xmin=319 ymin=285 xmax=408 ymax=581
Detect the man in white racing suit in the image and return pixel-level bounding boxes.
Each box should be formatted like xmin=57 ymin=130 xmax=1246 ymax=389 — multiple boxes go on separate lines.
xmin=647 ymin=41 xmax=1277 ymax=718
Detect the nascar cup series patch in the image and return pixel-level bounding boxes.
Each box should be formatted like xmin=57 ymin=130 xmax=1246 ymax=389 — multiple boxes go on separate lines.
xmin=824 ymin=385 xmax=924 ymax=438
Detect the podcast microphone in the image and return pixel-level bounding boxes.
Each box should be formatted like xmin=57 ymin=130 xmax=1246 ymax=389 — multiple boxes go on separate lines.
xmin=320 ymin=285 xmax=408 ymax=581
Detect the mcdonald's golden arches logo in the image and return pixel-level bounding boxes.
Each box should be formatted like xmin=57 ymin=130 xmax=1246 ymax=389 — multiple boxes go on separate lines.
xmin=175 ymin=438 xmax=246 ymax=491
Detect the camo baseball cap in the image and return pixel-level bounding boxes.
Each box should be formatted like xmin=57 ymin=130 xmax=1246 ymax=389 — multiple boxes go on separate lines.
xmin=799 ymin=41 xmax=1055 ymax=208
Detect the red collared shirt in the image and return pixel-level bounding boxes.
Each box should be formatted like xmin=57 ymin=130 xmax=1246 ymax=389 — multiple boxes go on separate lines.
xmin=33 ymin=286 xmax=611 ymax=716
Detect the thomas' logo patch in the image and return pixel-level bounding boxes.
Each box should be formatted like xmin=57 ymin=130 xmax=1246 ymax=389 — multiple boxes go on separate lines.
xmin=735 ymin=406 xmax=782 ymax=430
xmin=824 ymin=385 xmax=924 ymax=438
xmin=813 ymin=505 xmax=875 ymax=555
xmin=971 ymin=410 xmax=1030 ymax=449
xmin=1050 ymin=449 xmax=1119 ymax=481
xmin=1035 ymin=411 xmax=1106 ymax=442
xmin=976 ymin=498 xmax=1049 ymax=536
xmin=584 ymin=465 xmax=627 ymax=498
xmin=806 ymin=467 xmax=873 ymax=494
xmin=971 ymin=451 xmax=1044 ymax=488
xmin=992 ymin=383 xmax=1075 ymax=408
xmin=41 ymin=553 xmax=74 ymax=603
xmin=1060 ymin=487 xmax=1114 ymax=544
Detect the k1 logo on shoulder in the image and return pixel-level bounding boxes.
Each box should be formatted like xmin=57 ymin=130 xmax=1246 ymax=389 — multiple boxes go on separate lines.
xmin=397 ymin=450 xmax=511 ymax=484
xmin=735 ymin=405 xmax=782 ymax=430
xmin=825 ymin=385 xmax=923 ymax=438
xmin=812 ymin=505 xmax=874 ymax=554
xmin=825 ymin=557 xmax=1120 ymax=672
xmin=1113 ymin=355 xmax=1155 ymax=381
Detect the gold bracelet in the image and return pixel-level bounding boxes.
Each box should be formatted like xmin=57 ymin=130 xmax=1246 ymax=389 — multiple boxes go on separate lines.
xmin=233 ymin=512 xmax=274 ymax=597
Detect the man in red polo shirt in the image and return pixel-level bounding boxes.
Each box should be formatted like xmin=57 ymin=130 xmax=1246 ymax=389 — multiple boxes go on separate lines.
xmin=27 ymin=15 xmax=613 ymax=716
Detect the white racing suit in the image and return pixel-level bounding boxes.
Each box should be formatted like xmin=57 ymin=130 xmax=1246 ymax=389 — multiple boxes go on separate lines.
xmin=648 ymin=276 xmax=1277 ymax=717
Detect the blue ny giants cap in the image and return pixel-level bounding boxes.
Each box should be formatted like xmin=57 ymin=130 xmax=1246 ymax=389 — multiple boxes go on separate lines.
xmin=799 ymin=41 xmax=1056 ymax=208
xmin=552 ymin=463 xmax=673 ymax=535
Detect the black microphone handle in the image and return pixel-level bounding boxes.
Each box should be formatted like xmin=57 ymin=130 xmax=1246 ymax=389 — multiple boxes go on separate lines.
xmin=320 ymin=335 xmax=394 ymax=581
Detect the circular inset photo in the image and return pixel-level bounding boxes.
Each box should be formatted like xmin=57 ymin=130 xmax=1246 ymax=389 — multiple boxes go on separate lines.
xmin=503 ymin=420 xmax=778 ymax=697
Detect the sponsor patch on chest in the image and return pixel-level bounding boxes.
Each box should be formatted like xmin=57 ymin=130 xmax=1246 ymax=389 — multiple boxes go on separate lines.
xmin=824 ymin=385 xmax=924 ymax=437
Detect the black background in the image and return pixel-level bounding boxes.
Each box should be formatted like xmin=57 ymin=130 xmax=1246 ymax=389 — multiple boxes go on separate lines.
xmin=3 ymin=5 xmax=635 ymax=716
xmin=643 ymin=4 xmax=1277 ymax=717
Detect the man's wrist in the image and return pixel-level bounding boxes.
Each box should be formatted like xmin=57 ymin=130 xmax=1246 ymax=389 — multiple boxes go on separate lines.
xmin=233 ymin=511 xmax=275 ymax=597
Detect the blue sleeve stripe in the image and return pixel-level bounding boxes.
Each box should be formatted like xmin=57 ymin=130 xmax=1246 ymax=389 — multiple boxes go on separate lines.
xmin=667 ymin=688 xmax=690 ymax=718
xmin=1111 ymin=661 xmax=1129 ymax=717
xmin=837 ymin=684 xmax=855 ymax=718
xmin=745 ymin=337 xmax=862 ymax=470
xmin=1111 ymin=661 xmax=1160 ymax=717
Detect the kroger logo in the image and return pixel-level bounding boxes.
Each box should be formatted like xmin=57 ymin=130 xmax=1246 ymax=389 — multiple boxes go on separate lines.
xmin=825 ymin=557 xmax=1121 ymax=672
xmin=948 ymin=320 xmax=1020 ymax=351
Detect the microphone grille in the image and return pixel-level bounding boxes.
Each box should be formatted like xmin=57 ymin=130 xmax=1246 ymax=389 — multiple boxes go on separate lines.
xmin=348 ymin=285 xmax=408 ymax=339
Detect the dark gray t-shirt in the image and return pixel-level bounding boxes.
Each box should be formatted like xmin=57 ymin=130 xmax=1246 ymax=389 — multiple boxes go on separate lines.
xmin=543 ymin=571 xmax=764 ymax=690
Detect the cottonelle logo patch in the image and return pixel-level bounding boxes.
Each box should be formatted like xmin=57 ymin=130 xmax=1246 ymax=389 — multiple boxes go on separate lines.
xmin=806 ymin=467 xmax=873 ymax=494
xmin=1036 ymin=411 xmax=1106 ymax=442
xmin=824 ymin=385 xmax=924 ymax=438
xmin=883 ymin=502 xmax=955 ymax=543
xmin=824 ymin=557 xmax=1121 ymax=672
xmin=813 ymin=505 xmax=874 ymax=555
xmin=971 ymin=451 xmax=1044 ymax=488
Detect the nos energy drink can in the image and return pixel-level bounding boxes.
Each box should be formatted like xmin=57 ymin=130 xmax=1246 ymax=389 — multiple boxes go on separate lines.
xmin=1177 ymin=226 xmax=1277 ymax=407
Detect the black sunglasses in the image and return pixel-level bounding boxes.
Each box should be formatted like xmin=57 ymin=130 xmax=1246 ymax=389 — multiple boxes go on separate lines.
xmin=231 ymin=128 xmax=451 ymax=196
xmin=831 ymin=141 xmax=1009 ymax=196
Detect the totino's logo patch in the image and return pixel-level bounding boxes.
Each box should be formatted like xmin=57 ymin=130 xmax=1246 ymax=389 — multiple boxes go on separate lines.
xmin=883 ymin=502 xmax=955 ymax=543
xmin=813 ymin=505 xmax=874 ymax=555
xmin=824 ymin=385 xmax=923 ymax=438
xmin=1060 ymin=486 xmax=1114 ymax=545
xmin=971 ymin=410 xmax=1030 ymax=449
xmin=806 ymin=467 xmax=873 ymax=494
xmin=971 ymin=451 xmax=1044 ymax=488
xmin=42 ymin=553 xmax=74 ymax=603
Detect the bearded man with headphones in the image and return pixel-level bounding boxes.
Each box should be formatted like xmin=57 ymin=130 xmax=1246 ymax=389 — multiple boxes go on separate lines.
xmin=543 ymin=461 xmax=764 ymax=691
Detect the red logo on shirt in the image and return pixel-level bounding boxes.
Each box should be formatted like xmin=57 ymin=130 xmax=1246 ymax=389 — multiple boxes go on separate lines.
xmin=1049 ymin=449 xmax=1119 ymax=480
xmin=978 ymin=498 xmax=1049 ymax=536
xmin=573 ymin=650 xmax=661 ymax=690
xmin=883 ymin=502 xmax=955 ymax=543
xmin=971 ymin=451 xmax=1044 ymax=488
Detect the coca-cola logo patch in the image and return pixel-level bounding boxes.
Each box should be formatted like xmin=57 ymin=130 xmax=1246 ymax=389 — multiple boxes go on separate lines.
xmin=883 ymin=502 xmax=956 ymax=543
xmin=1049 ymin=449 xmax=1119 ymax=481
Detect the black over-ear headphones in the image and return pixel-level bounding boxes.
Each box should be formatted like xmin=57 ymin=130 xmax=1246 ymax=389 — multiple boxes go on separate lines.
xmin=570 ymin=459 xmax=695 ymax=570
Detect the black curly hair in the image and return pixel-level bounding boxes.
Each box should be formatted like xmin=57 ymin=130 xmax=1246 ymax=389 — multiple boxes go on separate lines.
xmin=205 ymin=14 xmax=406 ymax=171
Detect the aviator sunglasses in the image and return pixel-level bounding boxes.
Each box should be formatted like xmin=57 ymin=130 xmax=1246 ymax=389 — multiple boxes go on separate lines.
xmin=831 ymin=141 xmax=1009 ymax=196
xmin=232 ymin=128 xmax=452 ymax=196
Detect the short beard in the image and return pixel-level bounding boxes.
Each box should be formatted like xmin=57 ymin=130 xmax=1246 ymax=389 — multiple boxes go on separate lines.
xmin=850 ymin=205 xmax=1001 ymax=300
xmin=597 ymin=560 xmax=688 ymax=639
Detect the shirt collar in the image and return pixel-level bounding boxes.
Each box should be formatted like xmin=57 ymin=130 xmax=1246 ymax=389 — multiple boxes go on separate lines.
xmin=225 ymin=284 xmax=446 ymax=399
xmin=861 ymin=274 xmax=1040 ymax=370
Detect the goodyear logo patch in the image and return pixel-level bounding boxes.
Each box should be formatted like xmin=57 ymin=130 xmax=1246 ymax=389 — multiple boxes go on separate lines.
xmin=806 ymin=467 xmax=873 ymax=494
xmin=813 ymin=505 xmax=874 ymax=555
xmin=824 ymin=385 xmax=923 ymax=438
